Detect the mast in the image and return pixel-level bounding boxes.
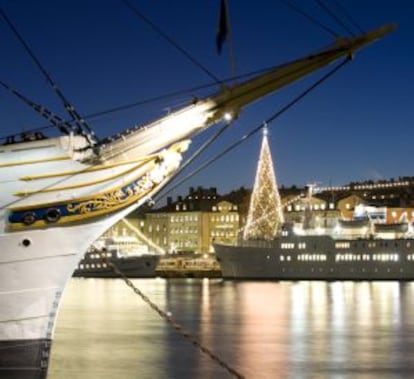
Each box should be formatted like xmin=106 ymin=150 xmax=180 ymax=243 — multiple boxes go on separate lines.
xmin=209 ymin=24 xmax=396 ymax=121
xmin=99 ymin=24 xmax=395 ymax=163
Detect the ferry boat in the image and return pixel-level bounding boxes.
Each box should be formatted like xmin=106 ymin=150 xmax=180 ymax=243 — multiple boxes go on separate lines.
xmin=0 ymin=4 xmax=394 ymax=378
xmin=73 ymin=236 xmax=160 ymax=278
xmin=214 ymin=221 xmax=414 ymax=280
xmin=214 ymin=128 xmax=414 ymax=281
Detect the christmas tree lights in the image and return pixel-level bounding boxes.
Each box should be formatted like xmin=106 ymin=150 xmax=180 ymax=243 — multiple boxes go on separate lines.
xmin=243 ymin=127 xmax=284 ymax=240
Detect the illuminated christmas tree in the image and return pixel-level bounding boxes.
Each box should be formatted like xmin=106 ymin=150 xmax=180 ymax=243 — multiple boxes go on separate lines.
xmin=243 ymin=127 xmax=284 ymax=240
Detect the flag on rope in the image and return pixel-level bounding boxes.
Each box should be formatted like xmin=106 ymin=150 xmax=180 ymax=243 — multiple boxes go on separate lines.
xmin=216 ymin=0 xmax=228 ymax=54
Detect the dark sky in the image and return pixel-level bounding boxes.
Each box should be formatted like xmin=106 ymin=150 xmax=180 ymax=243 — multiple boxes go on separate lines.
xmin=1 ymin=1 xmax=413 ymax=199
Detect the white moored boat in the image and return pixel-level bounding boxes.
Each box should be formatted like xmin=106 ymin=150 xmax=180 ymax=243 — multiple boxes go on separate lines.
xmin=0 ymin=5 xmax=394 ymax=378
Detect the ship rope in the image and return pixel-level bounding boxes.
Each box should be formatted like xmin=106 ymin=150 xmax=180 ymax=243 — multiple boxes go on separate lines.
xmin=155 ymin=55 xmax=352 ymax=202
xmin=315 ymin=0 xmax=356 ymax=37
xmin=278 ymin=0 xmax=339 ymax=38
xmin=330 ymin=0 xmax=364 ymax=34
xmin=0 ymin=65 xmax=275 ymax=143
xmin=105 ymin=258 xmax=245 ymax=379
xmin=0 ymin=8 xmax=97 ymax=145
xmin=0 ymin=0 xmax=358 ymax=143
xmin=1 ymin=55 xmax=350 ymax=213
xmin=279 ymin=0 xmax=363 ymax=38
xmin=121 ymin=0 xmax=223 ymax=85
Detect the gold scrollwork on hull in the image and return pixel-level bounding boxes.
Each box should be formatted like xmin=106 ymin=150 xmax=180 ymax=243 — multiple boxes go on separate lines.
xmin=67 ymin=189 xmax=130 ymax=214
xmin=66 ymin=173 xmax=153 ymax=215
xmin=7 ymin=139 xmax=189 ymax=230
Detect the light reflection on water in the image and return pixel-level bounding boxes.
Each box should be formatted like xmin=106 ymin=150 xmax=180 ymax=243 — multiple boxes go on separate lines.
xmin=48 ymin=279 xmax=414 ymax=379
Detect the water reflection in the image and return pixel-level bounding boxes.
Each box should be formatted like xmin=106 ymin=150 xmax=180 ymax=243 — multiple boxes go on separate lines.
xmin=48 ymin=280 xmax=414 ymax=378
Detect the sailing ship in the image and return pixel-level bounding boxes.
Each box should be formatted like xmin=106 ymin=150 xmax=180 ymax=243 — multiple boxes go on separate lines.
xmin=214 ymin=126 xmax=414 ymax=280
xmin=0 ymin=3 xmax=395 ymax=378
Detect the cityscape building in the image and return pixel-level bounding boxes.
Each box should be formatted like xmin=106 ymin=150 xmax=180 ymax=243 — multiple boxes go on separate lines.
xmin=103 ymin=177 xmax=414 ymax=254
xmin=137 ymin=187 xmax=239 ymax=254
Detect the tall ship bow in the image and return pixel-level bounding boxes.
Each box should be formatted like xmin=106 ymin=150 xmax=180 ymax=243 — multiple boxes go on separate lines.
xmin=0 ymin=7 xmax=394 ymax=378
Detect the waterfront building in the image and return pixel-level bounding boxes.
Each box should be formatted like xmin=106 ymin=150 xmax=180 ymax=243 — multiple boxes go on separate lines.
xmin=104 ymin=177 xmax=414 ymax=255
xmin=143 ymin=187 xmax=239 ymax=254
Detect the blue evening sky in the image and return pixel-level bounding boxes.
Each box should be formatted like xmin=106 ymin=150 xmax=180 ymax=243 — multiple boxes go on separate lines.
xmin=1 ymin=1 xmax=413 ymax=199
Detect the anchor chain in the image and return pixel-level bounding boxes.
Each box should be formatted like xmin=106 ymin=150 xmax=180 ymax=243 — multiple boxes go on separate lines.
xmin=105 ymin=258 xmax=245 ymax=379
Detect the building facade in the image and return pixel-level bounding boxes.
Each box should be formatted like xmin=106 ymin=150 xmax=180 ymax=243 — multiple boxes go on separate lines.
xmin=143 ymin=187 xmax=239 ymax=254
xmin=103 ymin=178 xmax=414 ymax=254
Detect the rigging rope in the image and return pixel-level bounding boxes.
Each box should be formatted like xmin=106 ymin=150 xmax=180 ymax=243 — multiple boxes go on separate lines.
xmin=315 ymin=0 xmax=356 ymax=37
xmin=1 ymin=55 xmax=352 ymax=211
xmin=1 ymin=49 xmax=352 ymax=213
xmin=155 ymin=56 xmax=352 ymax=203
xmin=0 ymin=65 xmax=272 ymax=142
xmin=0 ymin=8 xmax=96 ymax=143
xmin=155 ymin=120 xmax=233 ymax=201
xmin=331 ymin=0 xmax=364 ymax=34
xmin=105 ymin=258 xmax=245 ymax=379
xmin=278 ymin=0 xmax=339 ymax=38
xmin=0 ymin=79 xmax=72 ymax=136
xmin=121 ymin=0 xmax=222 ymax=85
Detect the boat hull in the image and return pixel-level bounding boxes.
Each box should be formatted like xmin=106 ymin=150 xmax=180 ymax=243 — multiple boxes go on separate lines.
xmin=214 ymin=237 xmax=414 ymax=280
xmin=0 ymin=339 xmax=50 ymax=379
xmin=73 ymin=254 xmax=160 ymax=278
xmin=0 ymin=202 xmax=144 ymax=377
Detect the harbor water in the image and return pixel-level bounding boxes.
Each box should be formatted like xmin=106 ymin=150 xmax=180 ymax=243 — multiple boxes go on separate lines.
xmin=48 ymin=279 xmax=414 ymax=379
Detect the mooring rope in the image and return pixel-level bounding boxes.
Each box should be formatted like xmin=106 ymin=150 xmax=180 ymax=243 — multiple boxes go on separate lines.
xmin=105 ymin=258 xmax=245 ymax=379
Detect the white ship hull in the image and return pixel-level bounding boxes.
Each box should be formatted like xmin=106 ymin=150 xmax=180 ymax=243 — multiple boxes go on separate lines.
xmin=0 ymin=201 xmax=148 ymax=378
xmin=215 ymin=236 xmax=414 ymax=280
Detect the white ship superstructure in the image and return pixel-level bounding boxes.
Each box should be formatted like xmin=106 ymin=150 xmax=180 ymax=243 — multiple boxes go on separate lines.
xmin=0 ymin=8 xmax=394 ymax=378
xmin=214 ymin=221 xmax=414 ymax=280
